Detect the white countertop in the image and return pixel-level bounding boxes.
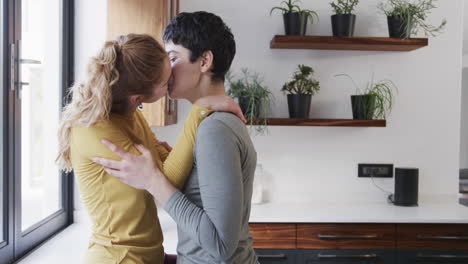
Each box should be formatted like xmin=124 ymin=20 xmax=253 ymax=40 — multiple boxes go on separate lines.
xmin=249 ymin=196 xmax=468 ymax=223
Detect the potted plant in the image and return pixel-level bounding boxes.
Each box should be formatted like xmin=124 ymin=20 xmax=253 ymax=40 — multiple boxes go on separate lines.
xmin=330 ymin=0 xmax=360 ymax=36
xmin=227 ymin=69 xmax=272 ymax=134
xmin=336 ymin=74 xmax=397 ymax=120
xmin=379 ymin=0 xmax=447 ymax=38
xmin=282 ymin=64 xmax=320 ymax=118
xmin=270 ymin=0 xmax=319 ymax=36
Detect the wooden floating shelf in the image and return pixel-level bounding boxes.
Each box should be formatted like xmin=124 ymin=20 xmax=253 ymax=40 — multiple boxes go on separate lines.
xmin=252 ymin=118 xmax=386 ymax=127
xmin=270 ymin=35 xmax=428 ymax=51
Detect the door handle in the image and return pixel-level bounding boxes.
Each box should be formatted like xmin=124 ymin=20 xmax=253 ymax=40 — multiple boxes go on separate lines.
xmin=10 ymin=42 xmax=42 ymax=93
xmin=10 ymin=43 xmax=16 ymax=92
xmin=19 ymin=58 xmax=42 ymax=64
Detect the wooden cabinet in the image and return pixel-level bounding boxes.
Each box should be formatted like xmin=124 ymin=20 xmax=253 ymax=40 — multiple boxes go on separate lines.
xmin=297 ymin=224 xmax=395 ymax=249
xmin=256 ymin=249 xmax=396 ymax=264
xmin=297 ymin=249 xmax=395 ymax=264
xmin=250 ymin=223 xmax=468 ymax=263
xmin=250 ymin=224 xmax=296 ymax=249
xmin=107 ymin=0 xmax=178 ymax=127
xmin=397 ymin=224 xmax=468 ymax=250
xmin=255 ymin=249 xmax=297 ymax=264
xmin=397 ymin=250 xmax=468 ymax=264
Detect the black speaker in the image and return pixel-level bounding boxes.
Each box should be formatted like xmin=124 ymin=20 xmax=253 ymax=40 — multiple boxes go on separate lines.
xmin=393 ymin=168 xmax=419 ymax=206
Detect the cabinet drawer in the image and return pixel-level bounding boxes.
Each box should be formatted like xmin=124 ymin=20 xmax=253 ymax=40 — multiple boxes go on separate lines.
xmin=297 ymin=224 xmax=396 ymax=249
xmin=298 ymin=249 xmax=395 ymax=264
xmin=397 ymin=250 xmax=468 ymax=264
xmin=397 ymin=224 xmax=468 ymax=250
xmin=250 ymin=224 xmax=296 ymax=249
xmin=255 ymin=249 xmax=296 ymax=264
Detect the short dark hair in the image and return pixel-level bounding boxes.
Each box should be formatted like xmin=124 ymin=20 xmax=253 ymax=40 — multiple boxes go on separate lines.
xmin=163 ymin=11 xmax=236 ymax=82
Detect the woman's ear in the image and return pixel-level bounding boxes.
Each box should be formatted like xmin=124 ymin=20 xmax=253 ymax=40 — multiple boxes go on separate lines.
xmin=129 ymin=94 xmax=144 ymax=108
xmin=199 ymin=50 xmax=214 ymax=74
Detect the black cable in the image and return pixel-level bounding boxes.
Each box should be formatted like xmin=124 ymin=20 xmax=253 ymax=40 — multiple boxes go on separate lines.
xmin=370 ymin=173 xmax=395 ymax=204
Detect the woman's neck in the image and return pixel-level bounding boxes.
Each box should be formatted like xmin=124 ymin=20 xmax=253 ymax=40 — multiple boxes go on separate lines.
xmin=112 ymin=100 xmax=134 ymax=116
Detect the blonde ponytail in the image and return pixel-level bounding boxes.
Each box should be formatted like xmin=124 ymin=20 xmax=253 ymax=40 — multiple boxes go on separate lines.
xmin=56 ymin=41 xmax=120 ymax=171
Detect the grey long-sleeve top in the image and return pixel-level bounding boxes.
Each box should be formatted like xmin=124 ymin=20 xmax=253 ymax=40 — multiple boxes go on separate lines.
xmin=164 ymin=112 xmax=258 ymax=264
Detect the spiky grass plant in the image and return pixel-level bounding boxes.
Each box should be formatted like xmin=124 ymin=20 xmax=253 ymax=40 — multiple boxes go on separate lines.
xmin=336 ymin=74 xmax=398 ymax=120
xmin=227 ymin=69 xmax=272 ymax=135
xmin=379 ymin=0 xmax=446 ymax=38
xmin=270 ymin=0 xmax=319 ymax=24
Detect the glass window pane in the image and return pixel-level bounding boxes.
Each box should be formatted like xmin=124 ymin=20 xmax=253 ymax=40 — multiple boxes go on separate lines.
xmin=21 ymin=0 xmax=62 ymax=231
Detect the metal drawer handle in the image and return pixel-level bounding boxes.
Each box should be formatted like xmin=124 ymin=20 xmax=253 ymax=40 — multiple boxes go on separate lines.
xmin=257 ymin=254 xmax=286 ymax=259
xmin=417 ymin=235 xmax=468 ymax=240
xmin=417 ymin=254 xmax=468 ymax=259
xmin=318 ymin=253 xmax=378 ymax=259
xmin=318 ymin=234 xmax=380 ymax=240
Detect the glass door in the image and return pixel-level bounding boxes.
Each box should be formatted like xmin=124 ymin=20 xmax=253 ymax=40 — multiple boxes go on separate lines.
xmin=19 ymin=0 xmax=62 ymax=232
xmin=0 ymin=0 xmax=14 ymax=261
xmin=0 ymin=0 xmax=73 ymax=262
xmin=0 ymin=0 xmax=74 ymax=261
xmin=13 ymin=0 xmax=73 ymax=258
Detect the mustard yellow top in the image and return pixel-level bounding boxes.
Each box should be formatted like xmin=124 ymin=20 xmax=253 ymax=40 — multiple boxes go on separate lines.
xmin=70 ymin=104 xmax=212 ymax=264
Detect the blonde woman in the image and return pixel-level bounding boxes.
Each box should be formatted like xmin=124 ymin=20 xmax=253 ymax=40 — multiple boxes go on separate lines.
xmin=56 ymin=34 xmax=245 ymax=263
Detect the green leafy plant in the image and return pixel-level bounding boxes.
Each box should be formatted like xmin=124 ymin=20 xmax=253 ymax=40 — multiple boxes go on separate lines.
xmin=379 ymin=0 xmax=447 ymax=37
xmin=227 ymin=69 xmax=272 ymax=135
xmin=336 ymin=74 xmax=398 ymax=119
xmin=270 ymin=0 xmax=319 ymax=24
xmin=330 ymin=0 xmax=360 ymax=15
xmin=282 ymin=64 xmax=320 ymax=95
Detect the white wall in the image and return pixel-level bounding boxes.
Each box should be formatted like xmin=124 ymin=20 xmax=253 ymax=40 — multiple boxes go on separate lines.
xmin=74 ymin=0 xmax=463 ymax=208
xmin=463 ymin=0 xmax=468 ymax=66
xmin=461 ymin=68 xmax=468 ymax=169
xmin=464 ymin=0 xmax=468 ymax=55
xmin=74 ymin=0 xmax=107 ymax=81
xmin=461 ymin=2 xmax=468 ymax=168
xmin=153 ymin=0 xmax=463 ymax=203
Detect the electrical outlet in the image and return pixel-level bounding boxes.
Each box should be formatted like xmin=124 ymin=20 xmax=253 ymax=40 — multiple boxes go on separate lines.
xmin=358 ymin=164 xmax=393 ymax=178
